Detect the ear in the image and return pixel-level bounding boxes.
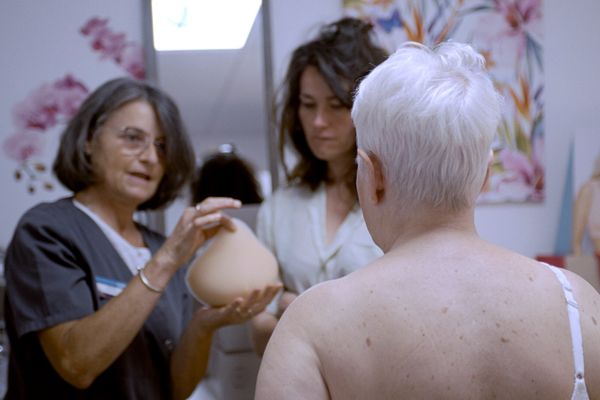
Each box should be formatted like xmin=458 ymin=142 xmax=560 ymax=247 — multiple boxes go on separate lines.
xmin=84 ymin=139 xmax=92 ymax=156
xmin=357 ymin=148 xmax=385 ymax=204
xmin=480 ymin=149 xmax=494 ymax=193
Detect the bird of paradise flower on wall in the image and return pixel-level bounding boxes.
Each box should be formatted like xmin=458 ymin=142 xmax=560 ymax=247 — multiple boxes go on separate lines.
xmin=344 ymin=0 xmax=544 ymax=203
xmin=2 ymin=17 xmax=145 ymax=194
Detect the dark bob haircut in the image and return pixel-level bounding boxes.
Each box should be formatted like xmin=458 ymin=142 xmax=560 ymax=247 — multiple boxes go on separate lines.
xmin=278 ymin=17 xmax=388 ymax=195
xmin=53 ymin=77 xmax=194 ymax=210
xmin=191 ymin=145 xmax=263 ymax=205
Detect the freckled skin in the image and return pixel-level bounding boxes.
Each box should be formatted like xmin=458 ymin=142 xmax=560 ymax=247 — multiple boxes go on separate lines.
xmin=257 ymin=241 xmax=600 ymax=400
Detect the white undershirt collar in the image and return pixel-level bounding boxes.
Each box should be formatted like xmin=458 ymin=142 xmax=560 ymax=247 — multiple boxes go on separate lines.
xmin=73 ymin=199 xmax=151 ymax=275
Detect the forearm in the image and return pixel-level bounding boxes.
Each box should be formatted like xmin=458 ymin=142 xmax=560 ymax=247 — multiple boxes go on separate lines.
xmin=38 ymin=258 xmax=175 ymax=388
xmin=39 ymin=279 xmax=161 ymax=387
xmin=251 ymin=312 xmax=278 ymax=356
xmin=170 ymin=310 xmax=216 ymax=400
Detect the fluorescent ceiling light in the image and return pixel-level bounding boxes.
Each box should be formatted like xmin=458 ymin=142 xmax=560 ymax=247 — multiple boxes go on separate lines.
xmin=151 ymin=0 xmax=261 ymax=51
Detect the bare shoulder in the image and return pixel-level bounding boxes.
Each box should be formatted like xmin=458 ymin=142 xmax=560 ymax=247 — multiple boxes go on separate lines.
xmin=255 ymin=280 xmax=345 ymax=400
xmin=276 ymin=278 xmax=353 ymax=336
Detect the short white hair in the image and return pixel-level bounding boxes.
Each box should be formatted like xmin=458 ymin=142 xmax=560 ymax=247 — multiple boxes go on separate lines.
xmin=352 ymin=41 xmax=502 ymax=212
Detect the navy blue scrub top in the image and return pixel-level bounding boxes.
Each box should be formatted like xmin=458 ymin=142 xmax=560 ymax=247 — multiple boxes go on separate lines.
xmin=4 ymin=198 xmax=193 ymax=399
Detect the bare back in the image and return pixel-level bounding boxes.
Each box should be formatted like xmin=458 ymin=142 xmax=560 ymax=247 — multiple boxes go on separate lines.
xmin=316 ymin=241 xmax=600 ymax=399
xmin=258 ymin=236 xmax=600 ymax=399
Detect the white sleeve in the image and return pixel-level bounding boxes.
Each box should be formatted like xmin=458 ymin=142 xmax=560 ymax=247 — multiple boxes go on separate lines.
xmin=256 ymin=194 xmax=281 ymax=315
xmin=256 ymin=196 xmax=274 ymax=252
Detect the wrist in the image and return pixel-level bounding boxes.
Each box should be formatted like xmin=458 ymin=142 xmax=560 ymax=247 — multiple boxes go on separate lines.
xmin=137 ymin=265 xmax=164 ymax=293
xmin=139 ymin=259 xmax=174 ymax=292
xmin=191 ymin=309 xmax=221 ymax=335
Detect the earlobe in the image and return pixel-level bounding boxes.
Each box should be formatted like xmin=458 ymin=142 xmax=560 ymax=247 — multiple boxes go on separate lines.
xmin=371 ymin=152 xmax=385 ymax=203
xmin=84 ymin=141 xmax=92 ymax=157
xmin=357 ymin=148 xmax=385 ymax=204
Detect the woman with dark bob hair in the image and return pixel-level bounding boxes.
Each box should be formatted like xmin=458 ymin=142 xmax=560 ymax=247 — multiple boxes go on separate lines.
xmin=250 ymin=17 xmax=388 ymax=355
xmin=4 ymin=77 xmax=280 ymax=399
xmin=53 ymin=76 xmax=193 ymax=210
xmin=191 ymin=144 xmax=263 ymax=205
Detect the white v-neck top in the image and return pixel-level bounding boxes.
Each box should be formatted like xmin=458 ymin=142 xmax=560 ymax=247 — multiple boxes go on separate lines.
xmin=256 ymin=184 xmax=382 ymax=295
xmin=73 ymin=199 xmax=151 ymax=275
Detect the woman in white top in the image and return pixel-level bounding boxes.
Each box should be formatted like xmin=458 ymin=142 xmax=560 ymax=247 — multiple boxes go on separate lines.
xmin=250 ymin=18 xmax=387 ymax=355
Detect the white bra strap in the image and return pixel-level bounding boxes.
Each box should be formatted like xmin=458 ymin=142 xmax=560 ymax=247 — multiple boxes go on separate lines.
xmin=542 ymin=263 xmax=586 ymax=382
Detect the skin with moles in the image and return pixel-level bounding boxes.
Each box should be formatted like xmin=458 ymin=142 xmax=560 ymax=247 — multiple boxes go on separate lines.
xmin=255 ymin=149 xmax=600 ymax=400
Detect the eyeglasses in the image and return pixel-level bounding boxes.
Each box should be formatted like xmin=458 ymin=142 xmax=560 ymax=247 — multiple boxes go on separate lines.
xmin=104 ymin=126 xmax=167 ymax=158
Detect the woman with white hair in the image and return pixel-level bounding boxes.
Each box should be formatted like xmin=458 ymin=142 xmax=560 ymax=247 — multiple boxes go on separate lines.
xmin=255 ymin=42 xmax=600 ymax=399
xmin=573 ymin=152 xmax=600 ymax=264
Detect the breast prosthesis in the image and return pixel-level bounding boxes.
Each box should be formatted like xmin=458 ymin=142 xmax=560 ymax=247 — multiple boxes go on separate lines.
xmin=186 ymin=218 xmax=279 ymax=306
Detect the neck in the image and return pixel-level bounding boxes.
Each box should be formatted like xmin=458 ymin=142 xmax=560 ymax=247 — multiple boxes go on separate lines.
xmin=326 ymin=155 xmax=353 ymax=184
xmin=75 ymin=188 xmax=138 ymax=234
xmin=377 ymin=206 xmax=478 ymax=253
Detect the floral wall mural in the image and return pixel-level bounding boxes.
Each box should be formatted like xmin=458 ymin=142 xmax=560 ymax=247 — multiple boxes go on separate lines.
xmin=2 ymin=16 xmax=145 ymax=195
xmin=0 ymin=1 xmax=145 ymax=248
xmin=344 ymin=0 xmax=544 ymax=203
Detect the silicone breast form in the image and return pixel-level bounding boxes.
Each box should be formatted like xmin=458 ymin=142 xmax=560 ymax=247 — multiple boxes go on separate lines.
xmin=186 ymin=218 xmax=279 ymax=306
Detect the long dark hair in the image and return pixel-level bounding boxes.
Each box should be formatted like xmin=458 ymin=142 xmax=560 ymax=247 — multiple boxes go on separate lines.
xmin=278 ymin=17 xmax=387 ymax=197
xmin=53 ymin=77 xmax=194 ymax=210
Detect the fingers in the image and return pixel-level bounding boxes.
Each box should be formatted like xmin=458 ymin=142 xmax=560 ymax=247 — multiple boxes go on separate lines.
xmin=218 ymin=213 xmax=237 ymax=232
xmin=193 ymin=198 xmax=240 ymax=233
xmin=192 ymin=212 xmax=234 ymax=232
xmin=263 ymin=284 xmax=283 ymax=303
xmin=194 ymin=197 xmax=241 ymax=215
xmin=236 ymin=284 xmax=284 ymax=319
xmin=203 ymin=285 xmax=284 ymax=326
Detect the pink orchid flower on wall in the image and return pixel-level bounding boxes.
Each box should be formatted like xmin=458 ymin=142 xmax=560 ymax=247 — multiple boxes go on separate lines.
xmin=3 ymin=131 xmax=44 ymax=164
xmin=11 ymin=84 xmax=60 ymax=131
xmin=54 ymin=74 xmax=92 ymax=117
xmin=11 ymin=75 xmax=88 ymax=132
xmin=80 ymin=17 xmax=146 ymax=80
xmin=118 ymin=45 xmax=146 ymax=81
xmin=3 ymin=75 xmax=89 ymax=193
